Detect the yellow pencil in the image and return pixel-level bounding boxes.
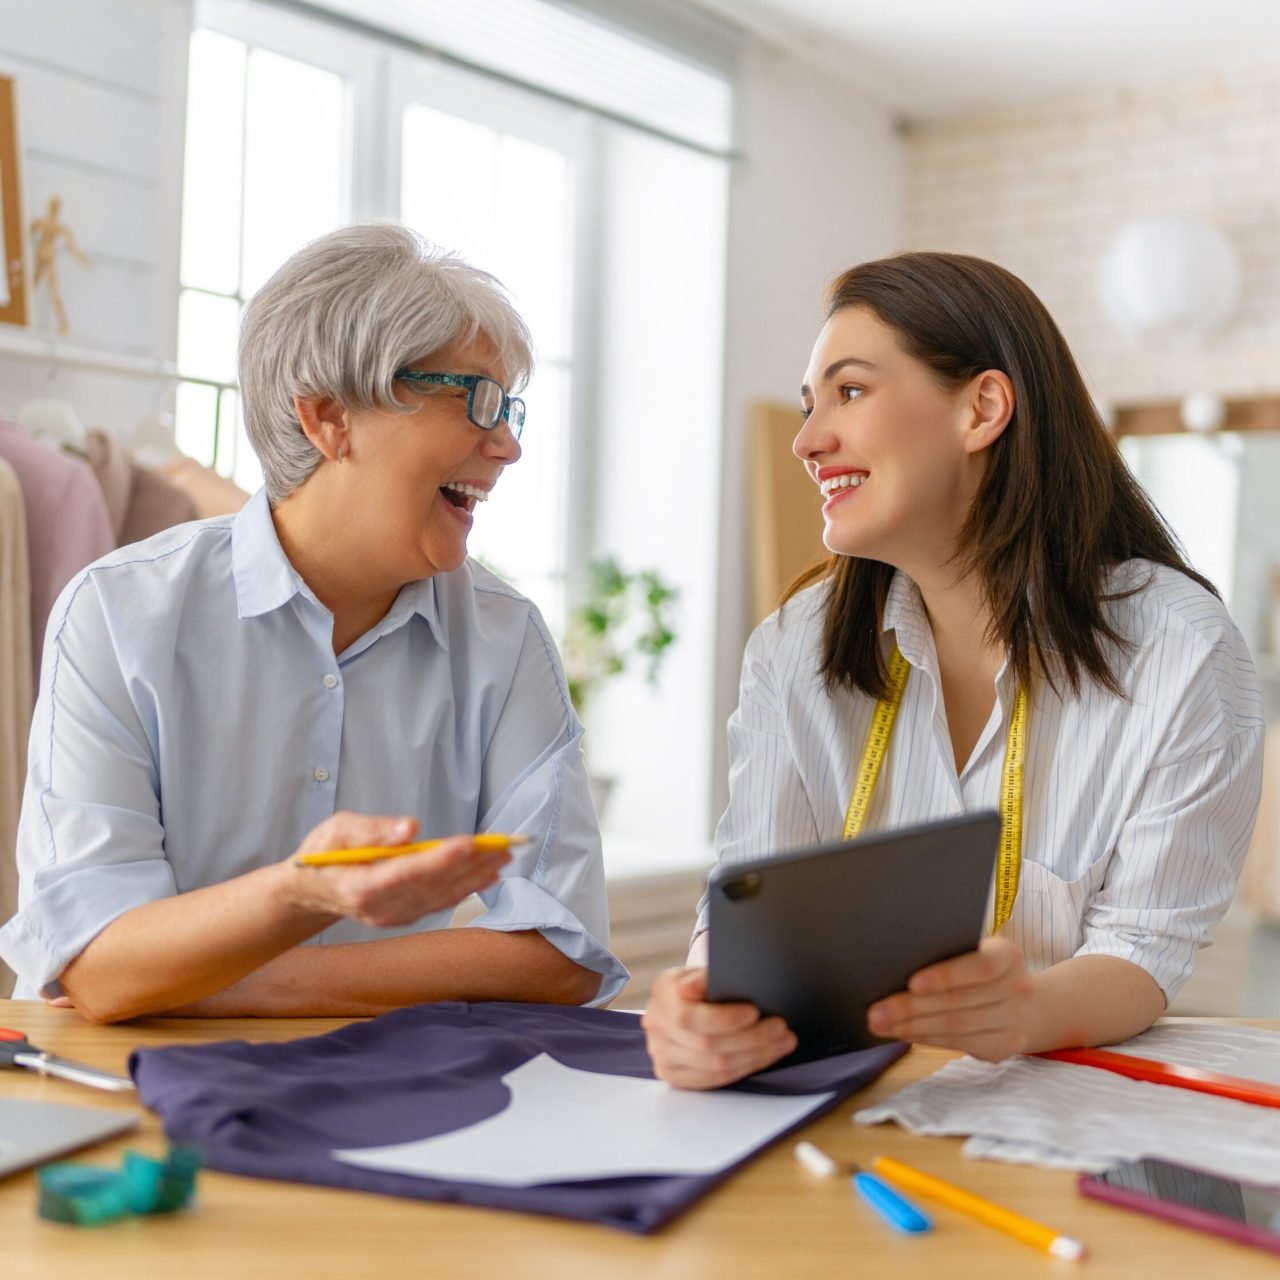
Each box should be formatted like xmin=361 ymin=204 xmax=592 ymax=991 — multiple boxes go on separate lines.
xmin=872 ymin=1156 xmax=1085 ymax=1261
xmin=294 ymin=833 xmax=532 ymax=867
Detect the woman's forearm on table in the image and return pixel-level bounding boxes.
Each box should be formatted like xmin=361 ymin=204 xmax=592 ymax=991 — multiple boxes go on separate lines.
xmin=59 ymin=863 xmax=336 ymax=1024
xmin=1024 ymin=954 xmax=1167 ymax=1053
xmin=166 ymin=928 xmax=603 ymax=1018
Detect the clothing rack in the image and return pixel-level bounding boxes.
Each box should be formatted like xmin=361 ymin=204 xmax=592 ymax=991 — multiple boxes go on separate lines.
xmin=0 ymin=326 xmax=233 ymax=391
xmin=0 ymin=327 xmax=238 ymax=462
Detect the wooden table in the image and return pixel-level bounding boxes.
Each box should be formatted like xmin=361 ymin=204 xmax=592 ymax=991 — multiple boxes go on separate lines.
xmin=1 ymin=1004 xmax=1276 ymax=1279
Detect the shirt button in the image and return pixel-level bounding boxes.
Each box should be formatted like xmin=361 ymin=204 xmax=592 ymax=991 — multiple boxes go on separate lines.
xmin=323 ymin=674 xmax=338 ymax=688
xmin=313 ymin=767 xmax=330 ymax=783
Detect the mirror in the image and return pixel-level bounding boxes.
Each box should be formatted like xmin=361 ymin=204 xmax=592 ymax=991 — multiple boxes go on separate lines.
xmin=0 ymin=74 xmax=28 ymax=326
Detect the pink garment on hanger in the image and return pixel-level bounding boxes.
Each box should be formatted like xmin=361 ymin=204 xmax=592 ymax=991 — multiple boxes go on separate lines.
xmin=158 ymin=455 xmax=251 ymax=518
xmin=0 ymin=420 xmax=113 ymax=690
xmin=84 ymin=429 xmax=198 ymax=546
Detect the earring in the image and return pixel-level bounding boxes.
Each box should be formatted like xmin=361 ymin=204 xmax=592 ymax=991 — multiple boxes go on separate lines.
xmin=336 ymin=444 xmax=346 ymax=463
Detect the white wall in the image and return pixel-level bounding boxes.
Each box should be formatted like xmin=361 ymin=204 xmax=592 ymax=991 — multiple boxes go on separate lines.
xmin=710 ymin=43 xmax=907 ymax=829
xmin=0 ymin=0 xmax=190 ymax=431
xmin=904 ymin=62 xmax=1280 ymax=655
xmin=905 ymin=63 xmax=1280 ymax=406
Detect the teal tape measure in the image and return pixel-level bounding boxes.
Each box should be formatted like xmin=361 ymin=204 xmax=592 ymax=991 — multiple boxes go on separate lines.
xmin=37 ymin=1145 xmax=201 ymax=1226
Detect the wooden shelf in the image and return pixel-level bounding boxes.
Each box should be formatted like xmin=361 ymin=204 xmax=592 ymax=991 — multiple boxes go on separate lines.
xmin=0 ymin=325 xmax=176 ymax=380
xmin=1114 ymin=396 xmax=1280 ymax=437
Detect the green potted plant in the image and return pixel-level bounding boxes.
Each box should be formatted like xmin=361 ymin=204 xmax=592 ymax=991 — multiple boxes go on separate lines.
xmin=563 ymin=557 xmax=679 ymax=817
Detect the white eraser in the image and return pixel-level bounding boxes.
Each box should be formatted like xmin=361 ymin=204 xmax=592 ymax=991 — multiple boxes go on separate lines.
xmin=1049 ymin=1236 xmax=1086 ymax=1261
xmin=793 ymin=1140 xmax=839 ymax=1177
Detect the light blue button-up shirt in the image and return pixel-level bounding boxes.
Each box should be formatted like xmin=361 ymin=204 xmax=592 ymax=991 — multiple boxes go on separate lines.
xmin=2 ymin=488 xmax=625 ymax=1002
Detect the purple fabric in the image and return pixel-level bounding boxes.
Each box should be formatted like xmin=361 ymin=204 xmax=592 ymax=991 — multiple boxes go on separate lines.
xmin=130 ymin=1001 xmax=907 ymax=1233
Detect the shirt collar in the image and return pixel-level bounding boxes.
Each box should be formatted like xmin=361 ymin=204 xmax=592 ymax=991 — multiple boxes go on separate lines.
xmin=881 ymin=571 xmax=933 ymax=669
xmin=231 ymin=486 xmax=448 ymax=649
xmin=373 ymin=575 xmax=447 ymax=653
xmin=881 ymin=569 xmax=1016 ymax=694
xmin=232 ymin=488 xmax=305 ymax=619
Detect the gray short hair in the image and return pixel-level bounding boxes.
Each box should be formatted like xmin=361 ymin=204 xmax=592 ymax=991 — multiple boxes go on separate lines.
xmin=239 ymin=223 xmax=535 ymax=504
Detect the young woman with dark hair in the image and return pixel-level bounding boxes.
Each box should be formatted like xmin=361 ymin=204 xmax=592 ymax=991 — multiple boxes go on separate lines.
xmin=643 ymin=252 xmax=1263 ymax=1089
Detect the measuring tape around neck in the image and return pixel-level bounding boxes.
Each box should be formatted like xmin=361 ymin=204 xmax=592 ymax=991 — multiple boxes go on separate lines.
xmin=841 ymin=645 xmax=1029 ymax=932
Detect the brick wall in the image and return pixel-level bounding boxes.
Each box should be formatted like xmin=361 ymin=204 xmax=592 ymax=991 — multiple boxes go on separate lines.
xmin=904 ymin=63 xmax=1280 ymax=407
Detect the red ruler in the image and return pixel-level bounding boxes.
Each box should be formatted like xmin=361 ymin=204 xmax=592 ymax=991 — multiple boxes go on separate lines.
xmin=1037 ymin=1046 xmax=1280 ymax=1110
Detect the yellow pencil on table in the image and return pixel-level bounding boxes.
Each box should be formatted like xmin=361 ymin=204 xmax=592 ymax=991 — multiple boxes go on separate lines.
xmin=872 ymin=1155 xmax=1085 ymax=1261
xmin=295 ymin=833 xmax=531 ymax=867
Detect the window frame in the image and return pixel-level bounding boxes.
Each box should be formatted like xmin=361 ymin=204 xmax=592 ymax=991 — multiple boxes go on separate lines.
xmin=183 ymin=0 xmax=733 ymax=866
xmin=185 ymin=0 xmax=602 ymax=622
xmin=386 ymin=52 xmax=600 ymax=615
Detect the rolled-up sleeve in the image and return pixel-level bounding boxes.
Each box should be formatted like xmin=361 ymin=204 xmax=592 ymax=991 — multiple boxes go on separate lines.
xmin=1075 ymin=620 xmax=1265 ymax=1002
xmin=0 ymin=575 xmax=176 ymax=996
xmin=1076 ymin=727 xmax=1263 ymax=1002
xmin=467 ymin=608 xmax=627 ymax=1005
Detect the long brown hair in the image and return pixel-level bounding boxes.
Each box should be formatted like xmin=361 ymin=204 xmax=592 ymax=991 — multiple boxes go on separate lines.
xmin=785 ymin=251 xmax=1216 ymax=701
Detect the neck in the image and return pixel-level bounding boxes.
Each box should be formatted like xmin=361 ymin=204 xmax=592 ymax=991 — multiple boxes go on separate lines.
xmin=271 ymin=477 xmax=401 ymax=653
xmin=906 ymin=564 xmax=1006 ymax=774
xmin=908 ymin=562 xmax=1003 ymax=675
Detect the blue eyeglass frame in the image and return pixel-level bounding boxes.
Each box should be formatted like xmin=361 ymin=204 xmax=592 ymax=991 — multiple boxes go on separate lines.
xmin=393 ymin=370 xmax=525 ymax=440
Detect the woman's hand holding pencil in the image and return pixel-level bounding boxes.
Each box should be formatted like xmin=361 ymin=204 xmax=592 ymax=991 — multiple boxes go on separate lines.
xmin=295 ymin=832 xmax=530 ymax=867
xmin=280 ymin=813 xmax=515 ymax=928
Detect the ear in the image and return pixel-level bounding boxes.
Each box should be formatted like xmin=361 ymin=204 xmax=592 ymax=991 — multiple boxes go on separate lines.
xmin=962 ymin=370 xmax=1015 ymax=455
xmin=293 ymin=393 xmax=350 ymax=464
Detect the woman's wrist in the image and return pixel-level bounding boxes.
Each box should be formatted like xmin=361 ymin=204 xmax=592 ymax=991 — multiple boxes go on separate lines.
xmin=264 ymin=859 xmax=344 ymax=930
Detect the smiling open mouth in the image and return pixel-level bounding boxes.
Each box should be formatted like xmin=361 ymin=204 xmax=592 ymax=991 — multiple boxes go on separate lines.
xmin=440 ymin=482 xmax=489 ymax=514
xmin=819 ymin=473 xmax=867 ymax=499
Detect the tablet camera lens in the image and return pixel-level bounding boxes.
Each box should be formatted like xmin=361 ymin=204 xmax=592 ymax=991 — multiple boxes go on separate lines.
xmin=721 ymin=872 xmax=761 ymax=902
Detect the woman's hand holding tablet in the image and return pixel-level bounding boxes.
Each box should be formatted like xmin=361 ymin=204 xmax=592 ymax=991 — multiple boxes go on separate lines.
xmin=641 ymin=967 xmax=797 ymax=1091
xmin=865 ymin=935 xmax=1035 ymax=1062
xmin=644 ymin=813 xmax=1004 ymax=1088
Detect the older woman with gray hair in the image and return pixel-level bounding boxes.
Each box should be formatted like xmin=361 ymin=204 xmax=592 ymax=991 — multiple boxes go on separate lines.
xmin=1 ymin=223 xmax=625 ymax=1022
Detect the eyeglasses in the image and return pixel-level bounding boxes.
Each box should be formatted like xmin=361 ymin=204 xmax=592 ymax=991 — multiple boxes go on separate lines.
xmin=393 ymin=370 xmax=526 ymax=440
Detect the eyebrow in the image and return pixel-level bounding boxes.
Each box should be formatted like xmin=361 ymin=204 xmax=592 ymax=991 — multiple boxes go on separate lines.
xmin=800 ymin=356 xmax=878 ymax=396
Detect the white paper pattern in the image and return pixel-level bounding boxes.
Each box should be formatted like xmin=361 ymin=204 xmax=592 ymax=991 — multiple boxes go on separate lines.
xmin=334 ymin=1053 xmax=834 ymax=1188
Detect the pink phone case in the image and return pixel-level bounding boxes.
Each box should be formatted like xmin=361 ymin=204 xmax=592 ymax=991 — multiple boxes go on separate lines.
xmin=1079 ymin=1172 xmax=1280 ymax=1255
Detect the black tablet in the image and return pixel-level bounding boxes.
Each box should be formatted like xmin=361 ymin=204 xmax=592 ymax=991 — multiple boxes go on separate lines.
xmin=705 ymin=811 xmax=1001 ymax=1061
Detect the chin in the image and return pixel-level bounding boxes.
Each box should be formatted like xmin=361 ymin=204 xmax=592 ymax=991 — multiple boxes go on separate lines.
xmin=429 ymin=544 xmax=469 ymax=576
xmin=822 ymin=512 xmax=897 ymax=564
xmin=823 ymin=530 xmax=873 ymax=560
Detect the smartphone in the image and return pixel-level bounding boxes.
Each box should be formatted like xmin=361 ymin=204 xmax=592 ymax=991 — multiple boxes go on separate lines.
xmin=1079 ymin=1157 xmax=1280 ymax=1255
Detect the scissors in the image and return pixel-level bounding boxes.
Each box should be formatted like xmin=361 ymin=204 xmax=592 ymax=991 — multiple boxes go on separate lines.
xmin=0 ymin=1028 xmax=135 ymax=1093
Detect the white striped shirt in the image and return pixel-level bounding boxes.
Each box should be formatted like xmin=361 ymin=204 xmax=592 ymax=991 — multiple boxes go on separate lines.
xmin=697 ymin=563 xmax=1264 ymax=1002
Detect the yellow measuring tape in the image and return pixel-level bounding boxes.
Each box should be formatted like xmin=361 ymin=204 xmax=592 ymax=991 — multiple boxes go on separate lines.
xmin=842 ymin=646 xmax=1029 ymax=932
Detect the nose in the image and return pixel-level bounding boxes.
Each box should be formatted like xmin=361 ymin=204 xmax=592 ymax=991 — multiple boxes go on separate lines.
xmin=482 ymin=418 xmax=522 ymax=465
xmin=792 ymin=405 xmax=835 ymax=464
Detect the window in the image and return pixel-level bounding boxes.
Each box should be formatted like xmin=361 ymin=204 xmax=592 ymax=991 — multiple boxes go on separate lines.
xmin=395 ymin=76 xmax=580 ymax=623
xmin=177 ymin=27 xmax=350 ymax=492
xmin=180 ymin=0 xmax=733 ymax=864
xmin=179 ymin=2 xmax=584 ymax=620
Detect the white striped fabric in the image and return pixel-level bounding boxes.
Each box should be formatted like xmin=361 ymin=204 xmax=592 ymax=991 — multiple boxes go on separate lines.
xmin=696 ymin=562 xmax=1265 ymax=1003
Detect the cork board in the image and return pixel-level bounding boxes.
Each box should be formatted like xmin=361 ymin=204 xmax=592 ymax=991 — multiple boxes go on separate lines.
xmin=0 ymin=75 xmax=27 ymax=327
xmin=748 ymin=399 xmax=828 ymax=624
